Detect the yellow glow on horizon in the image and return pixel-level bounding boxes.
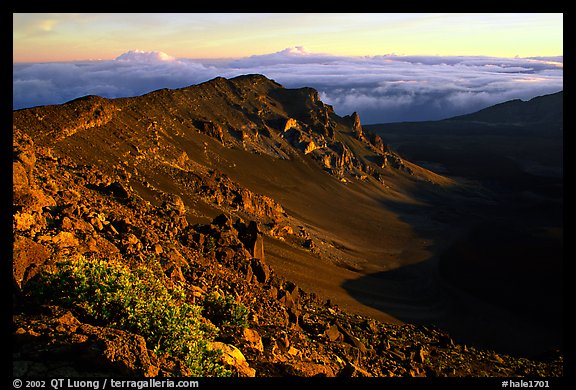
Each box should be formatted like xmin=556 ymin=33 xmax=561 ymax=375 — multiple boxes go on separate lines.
xmin=13 ymin=13 xmax=563 ymax=63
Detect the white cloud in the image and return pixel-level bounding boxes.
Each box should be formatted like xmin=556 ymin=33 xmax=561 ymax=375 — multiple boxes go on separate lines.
xmin=115 ymin=49 xmax=175 ymax=62
xmin=13 ymin=47 xmax=563 ymax=123
xmin=230 ymin=46 xmax=338 ymax=67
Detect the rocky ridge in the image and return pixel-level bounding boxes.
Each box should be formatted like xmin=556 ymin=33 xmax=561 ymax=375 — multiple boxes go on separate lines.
xmin=12 ymin=75 xmax=562 ymax=378
xmin=14 ymin=74 xmax=446 ymax=187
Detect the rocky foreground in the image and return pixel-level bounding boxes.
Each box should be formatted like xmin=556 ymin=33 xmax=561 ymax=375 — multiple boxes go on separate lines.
xmin=13 ymin=127 xmax=563 ymax=378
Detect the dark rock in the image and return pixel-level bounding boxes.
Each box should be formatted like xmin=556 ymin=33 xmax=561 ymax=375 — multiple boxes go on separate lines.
xmin=337 ymin=324 xmax=368 ymax=353
xmin=161 ymin=194 xmax=186 ymax=215
xmin=242 ymin=328 xmax=264 ymax=353
xmin=104 ymin=181 xmax=130 ymax=198
xmin=350 ymin=111 xmax=365 ymax=141
xmin=13 ymin=160 xmax=30 ymax=193
xmin=279 ymin=289 xmax=302 ymax=325
xmin=284 ymin=281 xmax=300 ymax=300
xmin=216 ymin=247 xmax=236 ymax=262
xmin=212 ymin=213 xmax=234 ymax=230
xmin=267 ymin=286 xmax=278 ymax=300
xmin=219 ymin=229 xmax=243 ymax=247
xmin=250 ymin=257 xmax=270 ymax=284
xmin=13 ymin=309 xmax=159 ymax=377
xmin=339 ymin=361 xmax=372 ymax=377
xmin=324 ymin=324 xmax=343 ymax=342
xmin=239 ymin=221 xmax=265 ymax=260
xmin=369 ymin=133 xmax=387 ymax=154
xmin=14 ymin=188 xmax=56 ymax=214
xmin=198 ymin=121 xmax=225 ymax=143
xmin=242 ymin=262 xmax=254 ymax=282
xmin=364 ymin=319 xmax=379 ymax=334
xmin=51 ymin=231 xmax=79 ymax=249
xmin=303 ymin=238 xmax=315 ymax=250
xmin=13 ymin=236 xmax=51 ymax=290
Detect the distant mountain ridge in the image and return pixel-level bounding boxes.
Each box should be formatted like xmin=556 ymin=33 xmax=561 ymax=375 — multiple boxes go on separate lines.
xmin=365 ymin=90 xmax=563 ymax=181
xmin=365 ymin=90 xmax=563 ymax=139
xmin=447 ymin=91 xmax=563 ymax=128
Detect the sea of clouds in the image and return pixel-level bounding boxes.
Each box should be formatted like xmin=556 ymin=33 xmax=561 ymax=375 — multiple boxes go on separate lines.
xmin=13 ymin=47 xmax=563 ymax=124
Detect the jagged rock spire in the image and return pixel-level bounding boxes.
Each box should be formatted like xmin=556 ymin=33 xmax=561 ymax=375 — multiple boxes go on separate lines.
xmin=349 ymin=111 xmax=365 ymax=141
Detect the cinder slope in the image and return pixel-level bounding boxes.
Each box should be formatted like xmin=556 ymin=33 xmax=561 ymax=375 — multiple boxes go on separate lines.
xmin=14 ymin=74 xmax=464 ymax=278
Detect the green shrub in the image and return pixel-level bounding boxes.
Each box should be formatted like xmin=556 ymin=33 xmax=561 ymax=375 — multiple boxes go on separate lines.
xmin=202 ymin=291 xmax=249 ymax=328
xmin=30 ymin=254 xmax=230 ymax=377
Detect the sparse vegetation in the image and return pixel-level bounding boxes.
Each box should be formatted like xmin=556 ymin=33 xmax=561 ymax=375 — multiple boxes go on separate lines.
xmin=202 ymin=291 xmax=249 ymax=328
xmin=29 ymin=254 xmax=231 ymax=376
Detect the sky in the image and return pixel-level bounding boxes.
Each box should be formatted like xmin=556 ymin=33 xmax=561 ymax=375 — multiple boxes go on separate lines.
xmin=13 ymin=13 xmax=563 ymax=123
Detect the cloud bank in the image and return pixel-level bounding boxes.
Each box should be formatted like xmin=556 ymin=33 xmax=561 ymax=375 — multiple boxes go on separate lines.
xmin=13 ymin=48 xmax=563 ymax=124
xmin=115 ymin=49 xmax=176 ymax=62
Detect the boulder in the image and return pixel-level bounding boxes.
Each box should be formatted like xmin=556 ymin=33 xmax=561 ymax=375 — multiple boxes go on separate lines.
xmin=162 ymin=194 xmax=187 ymax=215
xmin=370 ymin=133 xmax=387 ymax=154
xmin=198 ymin=121 xmax=224 ymax=143
xmin=209 ymin=342 xmax=255 ymax=377
xmin=13 ymin=160 xmax=30 ymax=193
xmin=13 ymin=187 xmax=56 ymax=214
xmin=304 ymin=140 xmax=319 ymax=155
xmin=212 ymin=213 xmax=234 ymax=230
xmin=283 ymin=118 xmax=299 ymax=132
xmin=52 ymin=231 xmax=79 ymax=249
xmin=239 ymin=221 xmax=265 ymax=260
xmin=13 ymin=309 xmax=159 ymax=377
xmin=13 ymin=212 xmax=38 ymax=232
xmin=242 ymin=328 xmax=264 ymax=353
xmin=286 ymin=361 xmax=337 ymax=377
xmin=13 ymin=236 xmax=51 ymax=289
xmin=324 ymin=324 xmax=344 ymax=342
xmin=250 ymin=257 xmax=270 ymax=284
xmin=340 ymin=361 xmax=373 ymax=377
xmin=278 ymin=288 xmax=301 ymax=325
xmin=337 ymin=324 xmax=368 ymax=353
xmin=103 ymin=182 xmax=130 ymax=199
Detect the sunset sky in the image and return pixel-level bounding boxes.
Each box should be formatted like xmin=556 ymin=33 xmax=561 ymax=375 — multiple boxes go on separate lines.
xmin=13 ymin=13 xmax=563 ymax=62
xmin=13 ymin=13 xmax=563 ymax=123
